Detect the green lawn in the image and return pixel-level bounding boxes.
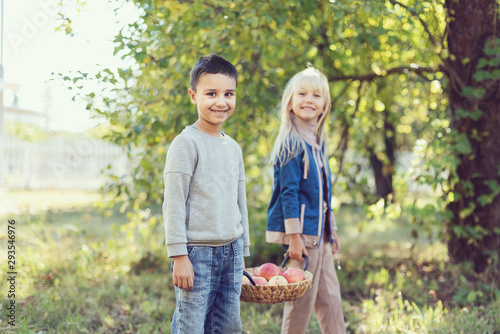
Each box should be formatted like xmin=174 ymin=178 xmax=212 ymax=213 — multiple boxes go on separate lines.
xmin=0 ymin=190 xmax=498 ymax=333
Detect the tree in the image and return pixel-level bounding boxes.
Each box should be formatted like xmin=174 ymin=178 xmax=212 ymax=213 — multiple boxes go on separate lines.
xmin=444 ymin=0 xmax=500 ymax=272
xmin=60 ymin=0 xmax=499 ymax=273
xmin=332 ymin=0 xmax=500 ymax=273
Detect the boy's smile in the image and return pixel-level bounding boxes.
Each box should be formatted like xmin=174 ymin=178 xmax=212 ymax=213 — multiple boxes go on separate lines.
xmin=189 ymin=73 xmax=236 ymax=136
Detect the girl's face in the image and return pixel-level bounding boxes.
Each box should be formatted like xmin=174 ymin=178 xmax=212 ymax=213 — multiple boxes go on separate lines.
xmin=288 ymin=86 xmax=325 ymax=123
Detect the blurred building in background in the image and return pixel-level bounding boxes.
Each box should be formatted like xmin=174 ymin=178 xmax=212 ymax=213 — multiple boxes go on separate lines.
xmin=0 ymin=80 xmax=128 ymax=190
xmin=3 ymin=82 xmax=49 ymax=129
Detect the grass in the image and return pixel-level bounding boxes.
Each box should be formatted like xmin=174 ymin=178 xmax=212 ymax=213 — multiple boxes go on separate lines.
xmin=0 ymin=190 xmax=498 ymax=333
xmin=0 ymin=189 xmax=103 ymax=215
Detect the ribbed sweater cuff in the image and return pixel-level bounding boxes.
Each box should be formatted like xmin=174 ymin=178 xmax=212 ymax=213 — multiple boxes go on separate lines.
xmin=167 ymin=244 xmax=188 ymax=258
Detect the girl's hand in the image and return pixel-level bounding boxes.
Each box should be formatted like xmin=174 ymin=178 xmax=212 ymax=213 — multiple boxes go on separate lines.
xmin=172 ymin=255 xmax=194 ymax=291
xmin=288 ymin=234 xmax=308 ymax=261
xmin=332 ymin=230 xmax=341 ymax=255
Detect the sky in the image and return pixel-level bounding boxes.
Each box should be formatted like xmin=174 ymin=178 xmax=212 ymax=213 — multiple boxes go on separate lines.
xmin=2 ymin=0 xmax=139 ymax=132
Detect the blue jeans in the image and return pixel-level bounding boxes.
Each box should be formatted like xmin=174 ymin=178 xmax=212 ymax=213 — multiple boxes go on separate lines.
xmin=171 ymin=237 xmax=244 ymax=334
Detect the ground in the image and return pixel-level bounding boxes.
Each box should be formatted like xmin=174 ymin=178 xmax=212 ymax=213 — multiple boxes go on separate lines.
xmin=0 ymin=189 xmax=498 ymax=333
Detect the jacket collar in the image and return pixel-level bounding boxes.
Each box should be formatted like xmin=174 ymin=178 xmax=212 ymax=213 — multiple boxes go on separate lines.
xmin=292 ymin=114 xmax=322 ymax=150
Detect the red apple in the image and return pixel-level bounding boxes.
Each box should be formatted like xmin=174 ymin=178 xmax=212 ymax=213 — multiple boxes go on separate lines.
xmin=257 ymin=263 xmax=280 ymax=281
xmin=252 ymin=276 xmax=268 ymax=285
xmin=268 ymin=275 xmax=289 ymax=286
xmin=283 ymin=268 xmax=305 ymax=283
xmin=279 ymin=270 xmax=285 ymax=276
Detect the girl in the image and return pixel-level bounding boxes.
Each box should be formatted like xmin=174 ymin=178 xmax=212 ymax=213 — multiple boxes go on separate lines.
xmin=266 ymin=67 xmax=346 ymax=334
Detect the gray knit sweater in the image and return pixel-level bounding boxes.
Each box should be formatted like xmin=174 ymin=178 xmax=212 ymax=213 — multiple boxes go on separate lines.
xmin=162 ymin=126 xmax=250 ymax=258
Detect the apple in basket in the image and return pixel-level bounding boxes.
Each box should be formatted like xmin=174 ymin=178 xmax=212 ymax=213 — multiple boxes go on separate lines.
xmin=267 ymin=275 xmax=288 ymax=286
xmin=252 ymin=276 xmax=268 ymax=285
xmin=257 ymin=263 xmax=280 ymax=281
xmin=242 ymin=275 xmax=250 ymax=285
xmin=283 ymin=268 xmax=305 ymax=283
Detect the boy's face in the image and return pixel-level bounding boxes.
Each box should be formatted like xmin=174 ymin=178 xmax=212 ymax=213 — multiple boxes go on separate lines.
xmin=189 ymin=73 xmax=236 ymax=135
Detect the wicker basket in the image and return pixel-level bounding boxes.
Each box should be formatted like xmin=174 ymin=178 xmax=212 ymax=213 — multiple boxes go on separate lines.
xmin=240 ymin=255 xmax=313 ymax=305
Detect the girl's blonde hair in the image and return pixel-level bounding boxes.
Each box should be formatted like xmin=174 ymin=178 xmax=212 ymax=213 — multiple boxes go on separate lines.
xmin=271 ymin=67 xmax=332 ymax=169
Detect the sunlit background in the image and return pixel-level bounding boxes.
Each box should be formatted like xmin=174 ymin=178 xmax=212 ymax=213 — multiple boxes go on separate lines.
xmin=0 ymin=0 xmax=140 ymax=192
xmin=3 ymin=0 xmax=138 ymax=132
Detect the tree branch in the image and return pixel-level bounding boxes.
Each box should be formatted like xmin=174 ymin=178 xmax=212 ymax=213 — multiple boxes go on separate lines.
xmin=332 ymin=82 xmax=364 ymax=186
xmin=331 ymin=82 xmax=351 ymax=108
xmin=329 ymin=65 xmax=437 ymax=82
xmin=389 ymin=0 xmax=439 ymax=46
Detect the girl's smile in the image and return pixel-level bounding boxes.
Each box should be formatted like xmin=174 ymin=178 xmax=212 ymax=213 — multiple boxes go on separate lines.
xmin=211 ymin=109 xmax=228 ymax=114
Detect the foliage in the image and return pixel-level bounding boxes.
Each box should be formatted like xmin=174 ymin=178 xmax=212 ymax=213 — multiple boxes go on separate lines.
xmin=56 ymin=0 xmax=450 ymax=259
xmin=56 ymin=0 xmax=499 ymax=278
xmin=5 ymin=122 xmax=52 ymax=142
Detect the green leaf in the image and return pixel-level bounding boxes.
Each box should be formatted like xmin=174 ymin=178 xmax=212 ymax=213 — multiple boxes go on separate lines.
xmin=476 ymin=58 xmax=489 ymax=69
xmin=473 ymin=70 xmax=491 ymax=82
xmin=453 ymin=225 xmax=464 ymax=237
xmin=478 ymin=193 xmax=494 ymax=206
xmin=455 ymin=134 xmax=473 ymax=155
xmin=461 ymin=86 xmax=474 ymax=97
xmin=491 ymin=69 xmax=500 ymax=80
xmin=134 ymin=51 xmax=147 ymax=63
xmin=484 ymin=179 xmax=500 ymax=194
xmin=250 ymin=17 xmax=259 ymax=28
xmin=158 ymin=58 xmax=169 ymax=68
xmin=489 ymin=57 xmax=500 ymax=67
xmin=484 ymin=39 xmax=500 ymax=56
xmin=470 ymin=109 xmax=483 ymax=121
xmin=334 ymin=10 xmax=344 ymax=19
xmin=461 ymin=86 xmax=486 ymax=99
xmin=455 ymin=108 xmax=469 ymax=120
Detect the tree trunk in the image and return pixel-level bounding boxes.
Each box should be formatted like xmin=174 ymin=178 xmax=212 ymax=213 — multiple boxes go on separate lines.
xmin=368 ymin=109 xmax=395 ymax=199
xmin=369 ymin=150 xmax=393 ymax=199
xmin=445 ymin=0 xmax=500 ymax=272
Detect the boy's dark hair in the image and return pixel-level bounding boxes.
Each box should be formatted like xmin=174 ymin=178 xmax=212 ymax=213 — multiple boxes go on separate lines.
xmin=190 ymin=54 xmax=238 ymax=90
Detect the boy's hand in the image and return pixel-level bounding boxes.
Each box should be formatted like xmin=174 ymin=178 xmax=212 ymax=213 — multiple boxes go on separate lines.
xmin=172 ymin=255 xmax=194 ymax=291
xmin=332 ymin=230 xmax=341 ymax=255
xmin=288 ymin=233 xmax=308 ymax=261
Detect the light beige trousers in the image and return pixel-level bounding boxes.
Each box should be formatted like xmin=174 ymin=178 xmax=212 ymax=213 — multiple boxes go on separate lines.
xmin=281 ymin=239 xmax=346 ymax=334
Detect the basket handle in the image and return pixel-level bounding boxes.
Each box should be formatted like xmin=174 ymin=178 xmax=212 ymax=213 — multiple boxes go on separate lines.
xmin=280 ymin=254 xmax=309 ymax=271
xmin=243 ymin=270 xmax=256 ymax=286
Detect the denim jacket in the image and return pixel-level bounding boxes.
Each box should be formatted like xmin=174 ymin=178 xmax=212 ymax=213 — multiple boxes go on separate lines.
xmin=266 ymin=140 xmax=337 ymax=248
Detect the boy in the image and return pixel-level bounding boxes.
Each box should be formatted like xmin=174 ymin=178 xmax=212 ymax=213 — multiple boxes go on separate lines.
xmin=162 ymin=54 xmax=251 ymax=334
